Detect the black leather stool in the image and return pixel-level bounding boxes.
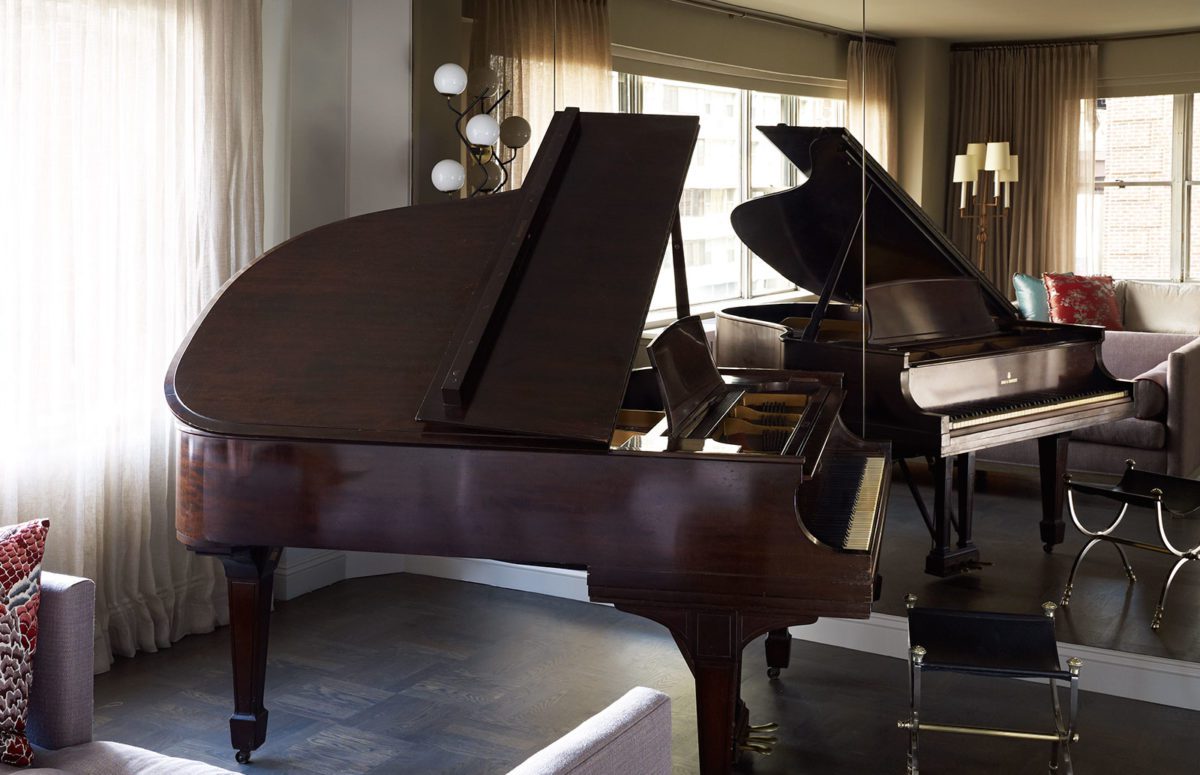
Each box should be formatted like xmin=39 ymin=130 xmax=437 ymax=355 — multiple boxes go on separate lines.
xmin=898 ymin=595 xmax=1082 ymax=774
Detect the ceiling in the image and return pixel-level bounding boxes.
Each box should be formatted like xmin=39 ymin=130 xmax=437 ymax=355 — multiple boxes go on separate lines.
xmin=721 ymin=0 xmax=1200 ymax=41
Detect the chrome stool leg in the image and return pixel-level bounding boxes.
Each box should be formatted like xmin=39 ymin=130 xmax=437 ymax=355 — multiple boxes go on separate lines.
xmin=1153 ymin=556 xmax=1191 ymax=630
xmin=906 ymin=645 xmax=925 ymax=775
xmin=1061 ymin=538 xmax=1102 ymax=607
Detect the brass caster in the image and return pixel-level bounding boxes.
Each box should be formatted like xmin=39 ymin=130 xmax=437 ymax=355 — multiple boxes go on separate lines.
xmin=235 ymin=750 xmax=251 ymax=765
xmin=767 ymin=666 xmax=781 ymax=680
xmin=749 ymin=722 xmax=779 ymax=733
xmin=1151 ymin=607 xmax=1164 ymax=631
xmin=1127 ymin=573 xmax=1137 ymax=583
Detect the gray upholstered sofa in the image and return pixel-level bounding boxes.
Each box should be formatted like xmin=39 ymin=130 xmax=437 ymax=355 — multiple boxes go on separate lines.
xmin=1 ymin=573 xmax=235 ymax=775
xmin=980 ymin=280 xmax=1200 ymax=478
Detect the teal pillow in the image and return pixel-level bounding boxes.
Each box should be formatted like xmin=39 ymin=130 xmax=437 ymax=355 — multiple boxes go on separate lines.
xmin=1012 ymin=272 xmax=1071 ymax=322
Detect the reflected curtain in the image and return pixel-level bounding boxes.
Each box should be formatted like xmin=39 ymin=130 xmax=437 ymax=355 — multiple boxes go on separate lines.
xmin=0 ymin=0 xmax=264 ymax=671
xmin=467 ymin=0 xmax=612 ymax=187
xmin=945 ymin=43 xmax=1097 ymax=294
xmin=848 ymin=39 xmax=899 ymax=174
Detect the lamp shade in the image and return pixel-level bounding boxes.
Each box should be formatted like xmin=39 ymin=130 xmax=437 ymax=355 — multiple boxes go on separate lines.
xmin=952 ymin=154 xmax=978 ymax=184
xmin=431 ymin=159 xmax=466 ymax=192
xmin=984 ymin=142 xmax=1011 ymax=171
xmin=465 ymin=114 xmax=501 ymax=146
xmin=997 ymin=154 xmax=1020 ymax=183
xmin=966 ymin=142 xmax=987 ymax=169
xmin=467 ymin=66 xmax=500 ymax=99
xmin=433 ymin=63 xmax=468 ymax=96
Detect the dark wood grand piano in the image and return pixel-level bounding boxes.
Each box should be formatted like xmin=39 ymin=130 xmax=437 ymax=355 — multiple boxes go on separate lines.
xmin=717 ymin=125 xmax=1135 ymax=577
xmin=166 ymin=110 xmax=890 ymax=774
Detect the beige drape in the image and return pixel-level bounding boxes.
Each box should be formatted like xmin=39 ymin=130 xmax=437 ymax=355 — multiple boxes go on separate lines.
xmin=468 ymin=0 xmax=612 ymax=187
xmin=848 ymin=40 xmax=899 ymax=174
xmin=0 ymin=0 xmax=263 ymax=671
xmin=946 ymin=43 xmax=1097 ymax=294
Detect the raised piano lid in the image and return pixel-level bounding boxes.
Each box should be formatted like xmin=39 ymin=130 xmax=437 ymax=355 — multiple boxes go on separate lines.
xmin=730 ymin=125 xmax=1016 ymax=321
xmin=166 ymin=110 xmax=699 ymax=446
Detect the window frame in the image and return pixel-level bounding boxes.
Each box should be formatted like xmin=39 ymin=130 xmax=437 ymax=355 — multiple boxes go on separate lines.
xmin=1091 ymin=93 xmax=1196 ymax=281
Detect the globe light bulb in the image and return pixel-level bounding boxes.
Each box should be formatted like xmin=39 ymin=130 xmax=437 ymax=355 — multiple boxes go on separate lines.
xmin=465 ymin=114 xmax=501 ymax=147
xmin=500 ymin=115 xmax=532 ymax=149
xmin=469 ymin=159 xmax=503 ymax=193
xmin=433 ymin=63 xmax=467 ymax=96
xmin=431 ymin=159 xmax=465 ymax=192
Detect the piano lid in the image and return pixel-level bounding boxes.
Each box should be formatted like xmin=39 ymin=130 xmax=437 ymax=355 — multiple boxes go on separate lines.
xmin=166 ymin=111 xmax=697 ymax=446
xmin=730 ymin=125 xmax=1014 ymax=318
xmin=415 ymin=109 xmax=699 ymax=443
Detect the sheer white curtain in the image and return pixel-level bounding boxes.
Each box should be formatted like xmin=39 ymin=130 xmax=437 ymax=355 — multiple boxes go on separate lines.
xmin=468 ymin=0 xmax=612 ymax=187
xmin=848 ymin=39 xmax=899 ymax=174
xmin=0 ymin=0 xmax=263 ymax=671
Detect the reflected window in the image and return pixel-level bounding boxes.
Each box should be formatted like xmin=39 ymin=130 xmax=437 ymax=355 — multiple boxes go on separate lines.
xmin=615 ymin=72 xmax=845 ymax=317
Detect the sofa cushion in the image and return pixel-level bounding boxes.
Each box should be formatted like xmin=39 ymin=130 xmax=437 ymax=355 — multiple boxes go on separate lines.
xmin=0 ymin=520 xmax=50 ymax=767
xmin=1072 ymin=418 xmax=1166 ymax=450
xmin=1134 ymin=361 xmax=1169 ymax=421
xmin=1044 ymin=273 xmax=1122 ymax=329
xmin=0 ymin=741 xmax=237 ymax=774
xmin=1121 ymin=280 xmax=1200 ymax=334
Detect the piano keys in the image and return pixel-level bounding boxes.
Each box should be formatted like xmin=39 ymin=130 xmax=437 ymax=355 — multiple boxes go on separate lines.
xmin=167 ymin=109 xmax=890 ymax=774
xmin=716 ymin=125 xmax=1135 ymax=577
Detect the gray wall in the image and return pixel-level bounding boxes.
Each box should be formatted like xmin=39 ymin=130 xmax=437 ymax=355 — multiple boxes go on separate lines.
xmin=895 ymin=38 xmax=950 ymax=226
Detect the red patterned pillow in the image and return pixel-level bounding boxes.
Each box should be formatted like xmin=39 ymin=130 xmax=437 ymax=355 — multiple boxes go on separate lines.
xmin=1043 ymin=273 xmax=1123 ymax=329
xmin=0 ymin=520 xmax=49 ymax=767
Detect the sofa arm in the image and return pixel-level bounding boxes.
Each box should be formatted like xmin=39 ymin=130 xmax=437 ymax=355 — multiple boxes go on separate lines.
xmin=1167 ymin=336 xmax=1200 ymax=478
xmin=28 ymin=572 xmax=95 ymax=750
xmin=506 ymin=687 xmax=672 ymax=775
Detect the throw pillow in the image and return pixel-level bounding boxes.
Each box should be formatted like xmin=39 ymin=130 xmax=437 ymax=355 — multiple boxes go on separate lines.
xmin=0 ymin=519 xmax=50 ymax=767
xmin=1133 ymin=360 xmax=1169 ymax=421
xmin=1013 ymin=273 xmax=1053 ymax=321
xmin=1043 ymin=273 xmax=1123 ymax=329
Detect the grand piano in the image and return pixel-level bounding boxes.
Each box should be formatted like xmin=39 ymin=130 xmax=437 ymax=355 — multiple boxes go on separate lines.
xmin=717 ymin=125 xmax=1135 ymax=577
xmin=167 ymin=110 xmax=890 ymax=773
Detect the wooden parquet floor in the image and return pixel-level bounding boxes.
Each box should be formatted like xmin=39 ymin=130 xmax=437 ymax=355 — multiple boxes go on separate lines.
xmin=94 ymin=569 xmax=1197 ymax=774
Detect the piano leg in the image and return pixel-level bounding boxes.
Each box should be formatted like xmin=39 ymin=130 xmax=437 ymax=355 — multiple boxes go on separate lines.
xmin=924 ymin=456 xmax=981 ymax=577
xmin=764 ymin=628 xmax=791 ymax=679
xmin=219 ymin=546 xmax=281 ymax=765
xmin=956 ymin=452 xmax=977 ymax=552
xmin=1038 ymin=433 xmax=1069 ymax=552
xmin=614 ymin=604 xmax=802 ymax=774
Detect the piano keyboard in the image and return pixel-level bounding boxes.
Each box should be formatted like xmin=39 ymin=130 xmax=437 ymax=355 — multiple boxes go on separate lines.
xmin=803 ymin=455 xmax=887 ymax=551
xmin=947 ymin=389 xmax=1132 ymax=431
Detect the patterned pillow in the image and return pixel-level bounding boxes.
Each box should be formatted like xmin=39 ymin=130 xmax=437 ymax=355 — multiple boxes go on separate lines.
xmin=0 ymin=520 xmax=50 ymax=767
xmin=1043 ymin=273 xmax=1123 ymax=329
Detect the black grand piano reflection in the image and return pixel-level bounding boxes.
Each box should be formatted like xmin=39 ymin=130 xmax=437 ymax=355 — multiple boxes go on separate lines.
xmin=716 ymin=125 xmax=1135 ymax=577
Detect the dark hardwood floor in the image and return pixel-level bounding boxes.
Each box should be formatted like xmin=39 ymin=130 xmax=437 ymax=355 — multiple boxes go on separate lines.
xmin=94 ymin=572 xmax=1196 ymax=773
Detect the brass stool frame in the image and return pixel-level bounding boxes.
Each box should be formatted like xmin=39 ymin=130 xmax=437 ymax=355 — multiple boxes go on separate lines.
xmin=1061 ymin=460 xmax=1200 ymax=630
xmin=898 ymin=596 xmax=1081 ymax=775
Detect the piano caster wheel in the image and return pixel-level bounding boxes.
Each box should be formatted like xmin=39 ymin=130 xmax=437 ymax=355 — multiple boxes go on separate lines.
xmin=767 ymin=667 xmax=781 ymax=680
xmin=235 ymin=750 xmax=251 ymax=765
xmin=1043 ymin=543 xmax=1054 ymax=554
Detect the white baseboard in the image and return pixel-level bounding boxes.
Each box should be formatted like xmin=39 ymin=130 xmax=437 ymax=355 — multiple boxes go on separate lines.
xmin=789 ymin=612 xmax=1200 ymax=712
xmin=272 ymin=549 xmax=347 ymax=601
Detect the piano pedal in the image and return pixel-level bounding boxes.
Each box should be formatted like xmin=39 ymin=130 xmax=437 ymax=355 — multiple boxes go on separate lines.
xmin=748 ymin=722 xmax=779 ymax=733
xmin=738 ymin=737 xmax=777 ymax=755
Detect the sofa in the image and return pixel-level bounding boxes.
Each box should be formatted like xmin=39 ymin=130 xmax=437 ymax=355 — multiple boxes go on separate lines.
xmin=3 ymin=573 xmax=236 ymax=775
xmin=979 ymin=280 xmax=1200 ymax=478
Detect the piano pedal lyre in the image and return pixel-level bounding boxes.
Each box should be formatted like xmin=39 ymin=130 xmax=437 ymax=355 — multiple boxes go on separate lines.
xmin=736 ymin=722 xmax=779 ymax=756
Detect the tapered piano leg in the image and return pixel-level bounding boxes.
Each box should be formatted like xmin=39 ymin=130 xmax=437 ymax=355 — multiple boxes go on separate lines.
xmin=613 ymin=604 xmax=802 ymax=774
xmin=925 ymin=456 xmax=980 ymax=577
xmin=955 ymin=452 xmax=977 ymax=551
xmin=220 ymin=546 xmax=281 ymax=765
xmin=1038 ymin=433 xmax=1069 ymax=552
xmin=764 ymin=627 xmax=791 ymax=679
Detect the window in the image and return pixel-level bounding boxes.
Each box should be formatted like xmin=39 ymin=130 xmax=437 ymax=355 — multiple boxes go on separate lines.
xmin=614 ymin=73 xmax=846 ymax=316
xmin=1090 ymin=94 xmax=1197 ymax=280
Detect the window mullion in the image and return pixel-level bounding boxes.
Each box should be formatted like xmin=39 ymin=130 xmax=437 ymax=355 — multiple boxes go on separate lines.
xmin=740 ymin=89 xmax=752 ymax=299
xmin=1170 ymin=93 xmax=1188 ymax=281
